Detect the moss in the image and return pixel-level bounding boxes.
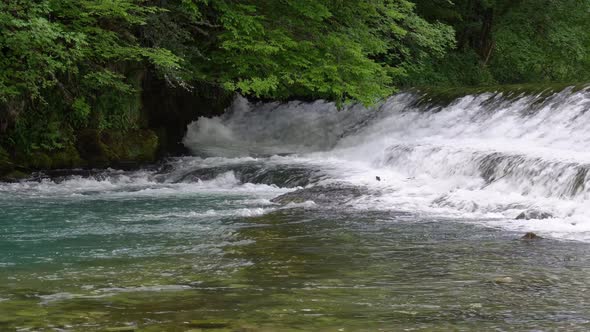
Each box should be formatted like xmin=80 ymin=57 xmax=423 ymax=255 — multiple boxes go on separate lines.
xmin=49 ymin=146 xmax=85 ymax=169
xmin=76 ymin=129 xmax=158 ymax=168
xmin=0 ymin=146 xmax=14 ymax=175
xmin=188 ymin=320 xmax=231 ymax=329
xmin=4 ymin=143 xmax=85 ymax=173
xmin=99 ymin=129 xmax=158 ymax=167
xmin=1 ymin=170 xmax=29 ymax=181
xmin=104 ymin=327 xmax=136 ymax=332
xmin=25 ymin=152 xmax=53 ymax=169
xmin=76 ymin=129 xmax=111 ymax=168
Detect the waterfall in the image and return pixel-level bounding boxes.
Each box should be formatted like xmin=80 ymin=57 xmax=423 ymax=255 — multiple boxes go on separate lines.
xmin=183 ymin=87 xmax=590 ymax=241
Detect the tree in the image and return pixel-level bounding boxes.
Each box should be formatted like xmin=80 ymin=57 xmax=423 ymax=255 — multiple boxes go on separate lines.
xmin=147 ymin=0 xmax=455 ymax=105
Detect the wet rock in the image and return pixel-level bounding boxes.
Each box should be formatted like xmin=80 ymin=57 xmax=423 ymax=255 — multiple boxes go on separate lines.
xmin=493 ymin=276 xmax=514 ymax=284
xmin=0 ymin=170 xmax=29 ymax=182
xmin=521 ymin=232 xmax=542 ymax=240
xmin=0 ymin=146 xmax=14 ymax=176
xmin=47 ymin=146 xmax=84 ymax=169
xmin=77 ymin=129 xmax=158 ymax=168
xmin=516 ymin=210 xmax=553 ymax=220
xmin=175 ymin=164 xmax=321 ymax=188
xmin=271 ymin=184 xmax=366 ymax=205
xmin=25 ymin=152 xmax=53 ymax=169
xmin=105 ymin=326 xmax=136 ymax=332
xmin=188 ymin=320 xmax=230 ymax=329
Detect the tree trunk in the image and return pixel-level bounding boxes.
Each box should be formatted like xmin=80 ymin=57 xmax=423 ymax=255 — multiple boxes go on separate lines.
xmin=478 ymin=7 xmax=494 ymax=65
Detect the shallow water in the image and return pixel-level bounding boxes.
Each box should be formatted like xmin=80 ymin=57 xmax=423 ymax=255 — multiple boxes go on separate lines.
xmin=3 ymin=188 xmax=590 ymax=331
xmin=2 ymin=90 xmax=590 ymax=331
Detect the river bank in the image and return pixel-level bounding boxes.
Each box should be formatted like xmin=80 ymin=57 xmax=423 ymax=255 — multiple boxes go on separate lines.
xmin=0 ymin=76 xmax=233 ymax=182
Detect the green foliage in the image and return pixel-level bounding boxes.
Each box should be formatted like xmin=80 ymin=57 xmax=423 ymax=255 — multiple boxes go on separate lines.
xmin=403 ymin=50 xmax=496 ymax=87
xmin=0 ymin=0 xmax=180 ymax=153
xmin=0 ymin=1 xmax=85 ymax=102
xmin=490 ymin=0 xmax=590 ymax=83
xmin=140 ymin=0 xmax=454 ymax=105
xmin=7 ymin=103 xmax=75 ymax=153
xmin=410 ymin=0 xmax=590 ymax=86
xmin=2 ymin=0 xmax=589 ymax=161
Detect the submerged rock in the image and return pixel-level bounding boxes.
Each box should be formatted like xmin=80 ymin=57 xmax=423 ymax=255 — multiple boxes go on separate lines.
xmin=521 ymin=232 xmax=543 ymax=240
xmin=516 ymin=210 xmax=553 ymax=220
xmin=271 ymin=184 xmax=366 ymax=205
xmin=493 ymin=276 xmax=514 ymax=284
xmin=188 ymin=320 xmax=230 ymax=329
xmin=174 ymin=164 xmax=322 ymax=188
xmin=105 ymin=327 xmax=136 ymax=332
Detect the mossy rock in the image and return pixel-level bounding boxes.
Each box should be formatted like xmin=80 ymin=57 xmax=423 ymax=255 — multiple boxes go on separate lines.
xmin=6 ymin=144 xmax=85 ymax=174
xmin=188 ymin=320 xmax=231 ymax=329
xmin=0 ymin=170 xmax=25 ymax=182
xmin=0 ymin=146 xmax=14 ymax=175
xmin=77 ymin=129 xmax=111 ymax=168
xmin=104 ymin=326 xmax=136 ymax=332
xmin=25 ymin=152 xmax=53 ymax=169
xmin=49 ymin=146 xmax=85 ymax=169
xmin=100 ymin=129 xmax=158 ymax=165
xmin=76 ymin=129 xmax=158 ymax=168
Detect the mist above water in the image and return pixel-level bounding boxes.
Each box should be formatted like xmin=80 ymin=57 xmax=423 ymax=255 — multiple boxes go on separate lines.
xmin=183 ymin=88 xmax=590 ymax=241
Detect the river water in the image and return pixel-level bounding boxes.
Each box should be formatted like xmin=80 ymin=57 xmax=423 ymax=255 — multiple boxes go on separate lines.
xmin=1 ymin=90 xmax=590 ymax=331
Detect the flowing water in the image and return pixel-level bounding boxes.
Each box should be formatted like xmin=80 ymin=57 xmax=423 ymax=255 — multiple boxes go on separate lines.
xmin=2 ymin=89 xmax=590 ymax=331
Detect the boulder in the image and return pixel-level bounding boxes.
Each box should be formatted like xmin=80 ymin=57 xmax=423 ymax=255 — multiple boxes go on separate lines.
xmin=188 ymin=320 xmax=230 ymax=329
xmin=516 ymin=210 xmax=553 ymax=220
xmin=0 ymin=170 xmax=29 ymax=182
xmin=0 ymin=146 xmax=13 ymax=175
xmin=48 ymin=146 xmax=84 ymax=169
xmin=77 ymin=129 xmax=158 ymax=168
xmin=271 ymin=184 xmax=366 ymax=205
xmin=493 ymin=276 xmax=514 ymax=284
xmin=521 ymin=232 xmax=542 ymax=240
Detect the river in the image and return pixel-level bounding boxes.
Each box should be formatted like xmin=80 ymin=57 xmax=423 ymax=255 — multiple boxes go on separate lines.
xmin=1 ymin=89 xmax=590 ymax=330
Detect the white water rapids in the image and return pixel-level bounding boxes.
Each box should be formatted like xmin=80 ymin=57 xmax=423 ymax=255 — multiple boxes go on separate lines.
xmin=184 ymin=88 xmax=590 ymax=241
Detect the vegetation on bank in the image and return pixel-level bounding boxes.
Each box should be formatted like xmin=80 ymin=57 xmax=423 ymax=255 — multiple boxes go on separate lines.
xmin=1 ymin=0 xmax=589 ymax=176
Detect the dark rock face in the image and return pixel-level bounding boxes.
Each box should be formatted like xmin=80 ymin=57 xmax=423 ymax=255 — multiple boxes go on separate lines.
xmin=521 ymin=232 xmax=542 ymax=240
xmin=141 ymin=72 xmax=233 ymax=157
xmin=77 ymin=129 xmax=158 ymax=168
xmin=516 ymin=210 xmax=553 ymax=220
xmin=0 ymin=147 xmax=13 ymax=175
xmin=172 ymin=164 xmax=324 ymax=188
xmin=1 ymin=129 xmax=158 ymax=181
xmin=271 ymin=184 xmax=366 ymax=205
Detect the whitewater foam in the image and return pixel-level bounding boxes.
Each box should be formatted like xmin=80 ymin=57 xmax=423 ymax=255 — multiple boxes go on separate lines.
xmin=181 ymin=88 xmax=590 ymax=241
xmin=3 ymin=89 xmax=590 ymax=241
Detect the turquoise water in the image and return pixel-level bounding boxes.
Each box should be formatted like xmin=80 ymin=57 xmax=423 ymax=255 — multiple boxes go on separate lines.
xmin=1 ymin=163 xmax=590 ymax=331
xmin=4 ymin=90 xmax=590 ymax=330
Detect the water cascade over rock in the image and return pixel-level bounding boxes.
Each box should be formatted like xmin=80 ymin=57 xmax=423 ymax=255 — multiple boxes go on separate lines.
xmin=182 ymin=88 xmax=590 ymax=241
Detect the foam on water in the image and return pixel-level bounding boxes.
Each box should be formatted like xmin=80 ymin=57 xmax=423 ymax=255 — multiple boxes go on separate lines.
xmin=2 ymin=89 xmax=590 ymax=241
xmin=182 ymin=89 xmax=590 ymax=241
xmin=39 ymin=285 xmax=194 ymax=305
xmin=0 ymin=169 xmax=290 ymax=200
